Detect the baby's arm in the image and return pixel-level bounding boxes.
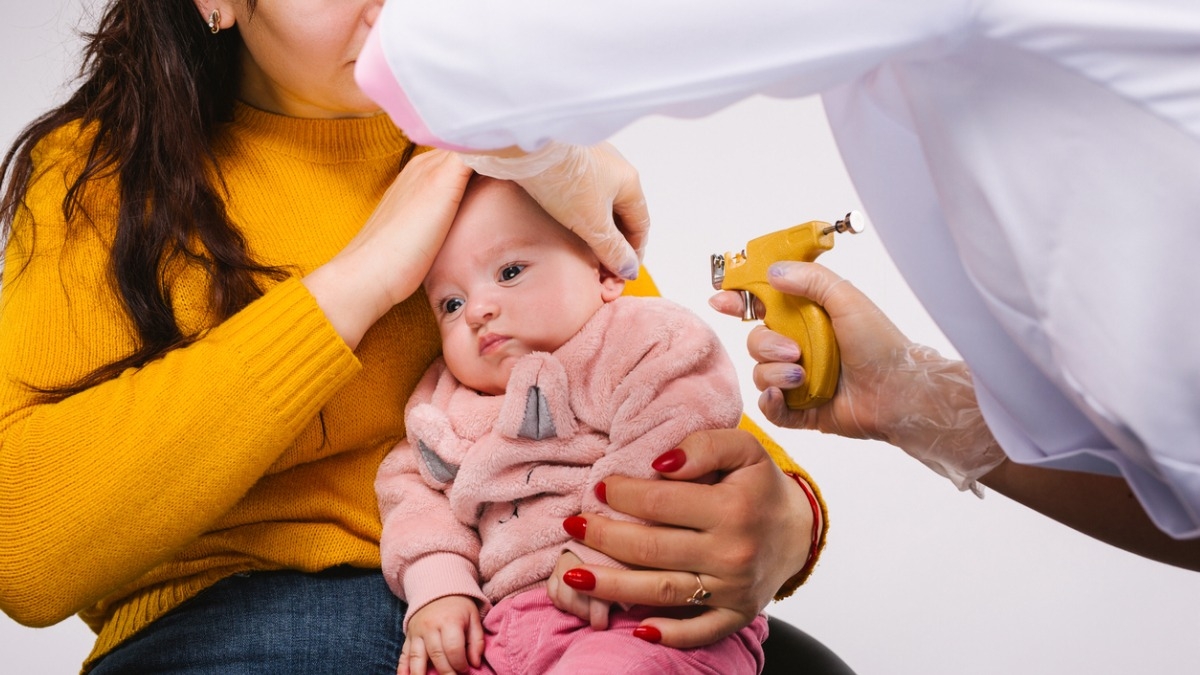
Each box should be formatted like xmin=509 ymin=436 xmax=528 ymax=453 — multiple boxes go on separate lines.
xmin=398 ymin=595 xmax=484 ymax=675
xmin=547 ymin=550 xmax=612 ymax=630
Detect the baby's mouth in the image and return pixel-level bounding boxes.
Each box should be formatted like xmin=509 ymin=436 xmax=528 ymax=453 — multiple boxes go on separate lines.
xmin=478 ymin=333 xmax=509 ymax=356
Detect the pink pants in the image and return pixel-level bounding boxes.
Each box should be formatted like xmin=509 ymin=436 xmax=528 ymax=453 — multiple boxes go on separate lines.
xmin=468 ymin=588 xmax=768 ymax=674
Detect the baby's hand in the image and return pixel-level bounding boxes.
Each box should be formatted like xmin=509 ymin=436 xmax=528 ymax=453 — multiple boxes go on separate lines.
xmin=547 ymin=551 xmax=612 ymax=630
xmin=398 ymin=595 xmax=484 ymax=675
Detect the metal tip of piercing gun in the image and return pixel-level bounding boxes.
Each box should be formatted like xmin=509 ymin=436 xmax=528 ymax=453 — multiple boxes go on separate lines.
xmin=710 ymin=211 xmax=866 ymax=410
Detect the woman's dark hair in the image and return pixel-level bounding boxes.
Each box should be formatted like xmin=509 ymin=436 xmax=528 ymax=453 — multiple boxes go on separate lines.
xmin=0 ymin=0 xmax=286 ymax=398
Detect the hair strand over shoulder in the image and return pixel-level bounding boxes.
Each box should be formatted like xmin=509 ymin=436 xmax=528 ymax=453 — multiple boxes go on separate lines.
xmin=0 ymin=0 xmax=286 ymax=399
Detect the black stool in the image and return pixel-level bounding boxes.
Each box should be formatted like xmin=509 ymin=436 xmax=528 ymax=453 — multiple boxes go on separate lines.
xmin=761 ymin=616 xmax=856 ymax=675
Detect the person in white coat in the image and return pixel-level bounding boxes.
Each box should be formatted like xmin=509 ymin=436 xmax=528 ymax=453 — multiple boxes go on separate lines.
xmin=356 ymin=0 xmax=1200 ymax=575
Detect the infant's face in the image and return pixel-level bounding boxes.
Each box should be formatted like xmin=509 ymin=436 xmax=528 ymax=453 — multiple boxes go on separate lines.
xmin=424 ymin=178 xmax=623 ymax=395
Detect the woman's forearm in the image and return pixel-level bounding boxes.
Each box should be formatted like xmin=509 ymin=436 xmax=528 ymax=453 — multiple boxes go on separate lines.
xmin=0 ymin=279 xmax=359 ymax=625
xmin=981 ymin=459 xmax=1200 ymax=572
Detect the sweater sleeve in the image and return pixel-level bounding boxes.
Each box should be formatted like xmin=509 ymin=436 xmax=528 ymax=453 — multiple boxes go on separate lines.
xmin=360 ymin=0 xmax=964 ymax=150
xmin=0 ymin=137 xmax=360 ymax=626
xmin=376 ymin=368 xmax=489 ymax=630
xmin=738 ymin=414 xmax=830 ymax=598
xmin=376 ymin=440 xmax=489 ymax=630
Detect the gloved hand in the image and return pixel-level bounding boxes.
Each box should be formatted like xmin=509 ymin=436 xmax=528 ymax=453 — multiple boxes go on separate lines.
xmin=710 ymin=261 xmax=1006 ymax=495
xmin=459 ymin=142 xmax=649 ymax=280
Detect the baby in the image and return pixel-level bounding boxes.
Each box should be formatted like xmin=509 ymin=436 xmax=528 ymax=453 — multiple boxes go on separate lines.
xmin=376 ymin=175 xmax=767 ymax=674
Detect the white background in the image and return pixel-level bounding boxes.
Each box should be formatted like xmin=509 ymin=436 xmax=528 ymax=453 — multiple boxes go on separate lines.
xmin=3 ymin=3 xmax=1199 ymax=674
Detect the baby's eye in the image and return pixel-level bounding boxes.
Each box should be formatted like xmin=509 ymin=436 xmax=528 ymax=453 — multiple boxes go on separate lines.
xmin=499 ymin=264 xmax=525 ymax=282
xmin=441 ymin=297 xmax=464 ymax=315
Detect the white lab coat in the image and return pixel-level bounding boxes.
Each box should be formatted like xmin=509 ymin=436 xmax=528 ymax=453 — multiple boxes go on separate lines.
xmin=372 ymin=0 xmax=1200 ymax=537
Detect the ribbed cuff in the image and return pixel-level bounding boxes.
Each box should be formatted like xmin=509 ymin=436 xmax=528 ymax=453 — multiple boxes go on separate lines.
xmin=775 ymin=470 xmax=827 ymax=599
xmin=734 ymin=414 xmax=828 ymax=598
xmin=217 ymin=278 xmax=361 ymax=444
xmin=401 ymin=552 xmax=488 ymax=632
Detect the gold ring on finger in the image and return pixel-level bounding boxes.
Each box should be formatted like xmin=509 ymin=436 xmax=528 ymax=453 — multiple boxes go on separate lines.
xmin=686 ymin=573 xmax=711 ymax=606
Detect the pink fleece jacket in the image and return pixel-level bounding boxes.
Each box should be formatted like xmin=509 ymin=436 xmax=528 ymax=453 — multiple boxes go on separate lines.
xmin=376 ymin=297 xmax=742 ymax=629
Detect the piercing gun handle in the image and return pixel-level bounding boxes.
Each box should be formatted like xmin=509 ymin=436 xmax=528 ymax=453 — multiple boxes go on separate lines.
xmin=759 ymin=286 xmax=840 ymax=409
xmin=719 ymin=221 xmax=841 ymax=409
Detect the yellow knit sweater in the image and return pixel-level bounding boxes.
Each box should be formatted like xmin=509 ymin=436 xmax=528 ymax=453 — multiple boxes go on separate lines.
xmin=0 ymin=104 xmax=824 ymax=671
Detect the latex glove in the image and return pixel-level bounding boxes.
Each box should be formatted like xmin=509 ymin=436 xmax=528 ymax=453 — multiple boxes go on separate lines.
xmin=559 ymin=429 xmax=812 ymax=648
xmin=460 ymin=142 xmax=649 ymax=280
xmin=710 ymin=261 xmax=1006 ymax=494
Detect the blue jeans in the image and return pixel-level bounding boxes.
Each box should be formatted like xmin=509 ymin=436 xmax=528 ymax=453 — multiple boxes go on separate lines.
xmin=89 ymin=566 xmax=405 ymax=674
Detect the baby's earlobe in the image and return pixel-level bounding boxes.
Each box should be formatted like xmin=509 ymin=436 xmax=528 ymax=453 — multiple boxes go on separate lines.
xmin=598 ymin=267 xmax=626 ymax=301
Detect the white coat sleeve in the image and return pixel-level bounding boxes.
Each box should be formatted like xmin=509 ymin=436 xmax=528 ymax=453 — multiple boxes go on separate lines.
xmin=358 ymin=0 xmax=969 ymax=150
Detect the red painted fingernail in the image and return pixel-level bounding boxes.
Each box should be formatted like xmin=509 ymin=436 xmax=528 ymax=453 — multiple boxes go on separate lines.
xmin=594 ymin=481 xmax=607 ymax=504
xmin=651 ymin=448 xmax=686 ymax=473
xmin=562 ymin=568 xmax=596 ymax=591
xmin=633 ymin=625 xmax=662 ymax=643
xmin=563 ymin=515 xmax=587 ymax=539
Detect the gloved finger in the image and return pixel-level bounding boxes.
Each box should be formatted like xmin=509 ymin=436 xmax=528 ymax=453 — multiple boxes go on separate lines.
xmin=518 ymin=179 xmax=640 ymax=281
xmin=752 ymin=361 xmax=806 ymax=394
xmin=459 ymin=143 xmax=639 ymax=274
xmin=613 ymin=187 xmax=650 ymax=264
xmin=508 ymin=142 xmax=645 ymax=280
xmin=766 ymin=260 xmax=910 ymax=367
xmin=635 ymin=608 xmax=751 ymax=650
xmin=576 ymin=218 xmax=640 ymax=282
xmin=746 ymin=324 xmax=801 ymax=364
xmin=766 ymin=260 xmax=847 ymax=306
xmin=606 ymin=143 xmax=651 ymax=263
xmin=554 ymin=190 xmax=639 ymax=280
xmin=707 ymin=290 xmax=766 ymax=320
xmin=758 ymin=386 xmax=815 ymax=430
xmin=583 ymin=142 xmax=648 ymax=274
xmin=707 ymin=290 xmax=743 ymax=318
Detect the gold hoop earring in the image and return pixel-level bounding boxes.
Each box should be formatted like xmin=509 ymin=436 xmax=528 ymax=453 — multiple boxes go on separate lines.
xmin=208 ymin=9 xmax=221 ymax=35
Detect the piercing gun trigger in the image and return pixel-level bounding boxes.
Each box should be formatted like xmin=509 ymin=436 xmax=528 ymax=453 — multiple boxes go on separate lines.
xmin=710 ymin=212 xmax=865 ymax=409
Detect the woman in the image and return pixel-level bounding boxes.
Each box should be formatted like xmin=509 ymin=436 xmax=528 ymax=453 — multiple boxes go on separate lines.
xmin=0 ymin=1 xmax=829 ymax=672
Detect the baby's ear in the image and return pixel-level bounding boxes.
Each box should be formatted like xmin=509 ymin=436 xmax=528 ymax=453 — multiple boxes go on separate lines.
xmin=599 ymin=266 xmax=626 ymax=301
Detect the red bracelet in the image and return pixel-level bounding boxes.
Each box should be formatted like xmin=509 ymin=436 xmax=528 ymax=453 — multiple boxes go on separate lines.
xmin=786 ymin=472 xmax=822 ymax=579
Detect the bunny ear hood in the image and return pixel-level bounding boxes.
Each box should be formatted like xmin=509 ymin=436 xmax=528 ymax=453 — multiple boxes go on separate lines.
xmin=499 ymin=354 xmax=578 ymax=442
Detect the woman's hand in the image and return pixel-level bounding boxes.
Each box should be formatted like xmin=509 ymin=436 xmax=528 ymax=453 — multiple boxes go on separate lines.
xmin=303 ymin=149 xmax=472 ymax=349
xmin=460 ymin=142 xmax=650 ymax=280
xmin=710 ymin=260 xmax=911 ymax=439
xmin=560 ymin=429 xmax=813 ymax=648
xmin=712 ymin=260 xmax=1005 ymax=491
